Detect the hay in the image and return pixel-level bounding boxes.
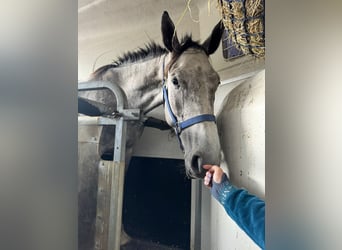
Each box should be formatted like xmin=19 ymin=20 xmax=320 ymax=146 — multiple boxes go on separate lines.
xmin=217 ymin=0 xmax=265 ymax=58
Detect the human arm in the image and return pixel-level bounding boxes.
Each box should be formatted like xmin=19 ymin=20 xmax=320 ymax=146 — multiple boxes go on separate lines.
xmin=203 ymin=165 xmax=265 ymax=249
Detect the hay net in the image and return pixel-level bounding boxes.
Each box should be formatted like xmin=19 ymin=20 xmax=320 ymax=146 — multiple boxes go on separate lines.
xmin=217 ymin=0 xmax=265 ymax=58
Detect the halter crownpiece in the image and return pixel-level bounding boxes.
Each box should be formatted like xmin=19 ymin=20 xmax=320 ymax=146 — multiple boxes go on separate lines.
xmin=162 ymin=55 xmax=216 ymax=151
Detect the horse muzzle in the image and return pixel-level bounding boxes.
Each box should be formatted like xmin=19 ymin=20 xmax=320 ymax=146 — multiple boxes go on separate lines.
xmin=183 ymin=123 xmax=221 ymax=179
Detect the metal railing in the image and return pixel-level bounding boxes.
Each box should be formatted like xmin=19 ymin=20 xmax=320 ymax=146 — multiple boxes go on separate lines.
xmin=78 ymin=81 xmax=140 ymax=250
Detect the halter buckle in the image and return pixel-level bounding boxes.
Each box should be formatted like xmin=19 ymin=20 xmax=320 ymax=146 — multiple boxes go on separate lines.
xmin=174 ymin=122 xmax=182 ymax=135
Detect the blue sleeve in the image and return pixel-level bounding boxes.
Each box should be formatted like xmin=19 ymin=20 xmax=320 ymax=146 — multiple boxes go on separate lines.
xmin=211 ymin=175 xmax=265 ymax=249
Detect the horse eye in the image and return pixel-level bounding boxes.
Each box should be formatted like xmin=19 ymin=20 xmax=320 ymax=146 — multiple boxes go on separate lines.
xmin=172 ymin=77 xmax=179 ymax=86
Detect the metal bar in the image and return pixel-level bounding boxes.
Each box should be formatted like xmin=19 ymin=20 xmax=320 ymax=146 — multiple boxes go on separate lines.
xmin=107 ymin=117 xmax=127 ymax=250
xmin=78 ymin=110 xmax=140 ymax=126
xmin=78 ymin=116 xmax=119 ymax=126
xmin=190 ymin=180 xmax=202 ymax=250
xmin=78 ymin=80 xmax=134 ymax=250
xmin=78 ymin=81 xmax=127 ymax=111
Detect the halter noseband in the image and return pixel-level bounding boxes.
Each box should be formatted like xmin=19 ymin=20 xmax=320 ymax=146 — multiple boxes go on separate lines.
xmin=162 ymin=55 xmax=216 ymax=151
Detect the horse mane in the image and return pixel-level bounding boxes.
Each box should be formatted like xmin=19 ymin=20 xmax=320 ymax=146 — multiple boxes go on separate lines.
xmin=92 ymin=35 xmax=204 ymax=77
xmin=112 ymin=41 xmax=167 ymax=67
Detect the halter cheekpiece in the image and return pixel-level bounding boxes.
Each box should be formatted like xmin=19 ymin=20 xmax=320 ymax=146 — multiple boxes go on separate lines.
xmin=162 ymin=55 xmax=216 ymax=151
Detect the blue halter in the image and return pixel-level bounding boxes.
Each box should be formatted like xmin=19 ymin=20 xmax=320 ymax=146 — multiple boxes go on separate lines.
xmin=162 ymin=57 xmax=216 ymax=151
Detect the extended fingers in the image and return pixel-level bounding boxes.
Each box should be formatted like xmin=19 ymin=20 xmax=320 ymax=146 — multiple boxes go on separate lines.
xmin=204 ymin=171 xmax=212 ymax=187
xmin=203 ymin=165 xmax=224 ymax=187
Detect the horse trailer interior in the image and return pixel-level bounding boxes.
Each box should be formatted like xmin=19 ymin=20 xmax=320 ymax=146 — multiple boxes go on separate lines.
xmin=78 ymin=1 xmax=265 ymax=249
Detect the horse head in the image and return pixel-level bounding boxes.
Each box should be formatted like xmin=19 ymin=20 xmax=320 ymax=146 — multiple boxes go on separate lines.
xmin=161 ymin=12 xmax=223 ymax=178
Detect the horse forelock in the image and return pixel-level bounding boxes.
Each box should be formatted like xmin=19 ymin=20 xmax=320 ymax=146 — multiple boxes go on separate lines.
xmin=173 ymin=34 xmax=205 ymax=55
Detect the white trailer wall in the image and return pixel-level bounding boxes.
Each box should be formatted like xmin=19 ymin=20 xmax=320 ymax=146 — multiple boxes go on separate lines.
xmin=197 ymin=6 xmax=265 ymax=250
xmin=200 ymin=71 xmax=265 ymax=250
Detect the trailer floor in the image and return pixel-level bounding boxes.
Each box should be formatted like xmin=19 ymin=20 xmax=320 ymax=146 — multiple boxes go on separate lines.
xmin=121 ymin=238 xmax=184 ymax=250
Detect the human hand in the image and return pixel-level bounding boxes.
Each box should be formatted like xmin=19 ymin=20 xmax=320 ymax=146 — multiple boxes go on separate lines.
xmin=203 ymin=164 xmax=232 ymax=203
xmin=203 ymin=164 xmax=224 ymax=188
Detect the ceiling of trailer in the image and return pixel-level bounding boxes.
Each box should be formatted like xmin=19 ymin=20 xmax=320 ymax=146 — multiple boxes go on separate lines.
xmin=78 ymin=0 xmax=220 ymax=80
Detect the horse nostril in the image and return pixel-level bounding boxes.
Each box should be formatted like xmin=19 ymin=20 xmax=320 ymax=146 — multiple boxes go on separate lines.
xmin=191 ymin=155 xmax=202 ymax=174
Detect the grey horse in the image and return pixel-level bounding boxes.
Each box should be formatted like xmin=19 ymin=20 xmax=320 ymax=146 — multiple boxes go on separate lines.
xmin=79 ymin=11 xmax=224 ymax=247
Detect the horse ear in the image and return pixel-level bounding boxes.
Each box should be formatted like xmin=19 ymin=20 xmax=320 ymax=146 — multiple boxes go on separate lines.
xmin=161 ymin=11 xmax=180 ymax=52
xmin=202 ymin=21 xmax=224 ymax=55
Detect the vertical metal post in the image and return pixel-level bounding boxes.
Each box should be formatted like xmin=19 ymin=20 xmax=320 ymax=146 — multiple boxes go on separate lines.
xmin=107 ymin=117 xmax=127 ymax=250
xmin=190 ymin=179 xmax=202 ymax=250
xmin=78 ymin=80 xmax=140 ymax=250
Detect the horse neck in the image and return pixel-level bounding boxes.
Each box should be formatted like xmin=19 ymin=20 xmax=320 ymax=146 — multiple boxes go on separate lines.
xmin=114 ymin=55 xmax=166 ymax=114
